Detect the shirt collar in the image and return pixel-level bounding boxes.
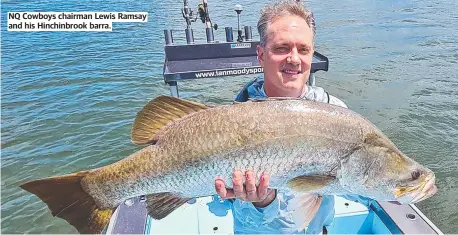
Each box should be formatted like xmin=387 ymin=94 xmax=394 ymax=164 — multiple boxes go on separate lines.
xmin=261 ymin=83 xmax=310 ymax=98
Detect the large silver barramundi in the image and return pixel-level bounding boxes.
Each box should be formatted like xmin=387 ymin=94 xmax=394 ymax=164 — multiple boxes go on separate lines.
xmin=21 ymin=96 xmax=437 ymax=233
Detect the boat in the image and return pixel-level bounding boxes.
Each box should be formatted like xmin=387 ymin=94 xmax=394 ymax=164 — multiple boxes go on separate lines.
xmin=106 ymin=1 xmax=443 ymax=234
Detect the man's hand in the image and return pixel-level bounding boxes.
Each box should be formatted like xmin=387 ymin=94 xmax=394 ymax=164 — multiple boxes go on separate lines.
xmin=215 ymin=169 xmax=276 ymax=208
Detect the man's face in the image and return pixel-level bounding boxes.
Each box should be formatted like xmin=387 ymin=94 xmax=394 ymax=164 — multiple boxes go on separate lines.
xmin=257 ymin=15 xmax=314 ymax=97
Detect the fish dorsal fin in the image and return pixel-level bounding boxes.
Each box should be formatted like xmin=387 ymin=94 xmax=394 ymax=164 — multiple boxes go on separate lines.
xmin=131 ymin=96 xmax=209 ymax=145
xmin=287 ymin=175 xmax=335 ymax=192
xmin=145 ymin=192 xmax=191 ymax=220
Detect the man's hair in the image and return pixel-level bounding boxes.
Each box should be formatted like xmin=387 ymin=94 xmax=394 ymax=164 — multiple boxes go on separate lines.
xmin=257 ymin=0 xmax=316 ymax=47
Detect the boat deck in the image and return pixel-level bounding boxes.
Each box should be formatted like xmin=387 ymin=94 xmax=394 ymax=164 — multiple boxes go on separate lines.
xmin=106 ymin=195 xmax=442 ymax=234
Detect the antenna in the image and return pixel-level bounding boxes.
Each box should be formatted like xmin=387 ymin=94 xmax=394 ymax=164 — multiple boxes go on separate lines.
xmin=234 ymin=4 xmax=243 ymax=42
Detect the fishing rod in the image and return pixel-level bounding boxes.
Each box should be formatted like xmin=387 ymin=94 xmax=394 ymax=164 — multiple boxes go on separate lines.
xmin=180 ymin=0 xmax=218 ymax=43
xmin=198 ymin=0 xmax=218 ymax=42
xmin=181 ymin=0 xmax=198 ymax=43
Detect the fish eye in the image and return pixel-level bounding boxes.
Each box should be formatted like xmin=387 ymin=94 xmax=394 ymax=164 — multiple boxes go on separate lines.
xmin=411 ymin=169 xmax=421 ymax=180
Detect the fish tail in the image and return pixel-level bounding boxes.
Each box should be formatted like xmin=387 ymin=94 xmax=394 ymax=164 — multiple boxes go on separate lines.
xmin=20 ymin=171 xmax=114 ymax=234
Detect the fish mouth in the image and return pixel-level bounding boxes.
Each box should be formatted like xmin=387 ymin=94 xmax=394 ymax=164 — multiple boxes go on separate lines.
xmin=395 ymin=173 xmax=437 ymax=204
xmin=410 ymin=175 xmax=437 ymax=203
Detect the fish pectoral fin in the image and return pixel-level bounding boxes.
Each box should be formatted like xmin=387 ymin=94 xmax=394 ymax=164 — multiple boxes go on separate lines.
xmin=131 ymin=96 xmax=210 ymax=145
xmin=287 ymin=193 xmax=323 ymax=231
xmin=146 ymin=192 xmax=191 ymax=220
xmin=287 ymin=175 xmax=335 ymax=192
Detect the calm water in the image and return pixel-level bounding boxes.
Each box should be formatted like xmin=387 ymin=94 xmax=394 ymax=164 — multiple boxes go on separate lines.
xmin=1 ymin=0 xmax=457 ymax=233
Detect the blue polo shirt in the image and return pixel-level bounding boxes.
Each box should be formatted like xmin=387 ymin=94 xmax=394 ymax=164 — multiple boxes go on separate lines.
xmin=207 ymin=78 xmax=370 ymax=234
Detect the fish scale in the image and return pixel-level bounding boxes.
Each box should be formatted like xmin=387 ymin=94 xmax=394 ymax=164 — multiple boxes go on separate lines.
xmin=82 ymin=100 xmax=396 ymax=206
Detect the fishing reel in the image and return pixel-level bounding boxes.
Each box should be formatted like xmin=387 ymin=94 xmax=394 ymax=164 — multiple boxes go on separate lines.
xmin=198 ymin=3 xmax=218 ymax=30
xmin=181 ymin=0 xmax=198 ymax=27
xmin=179 ymin=0 xmax=218 ymax=43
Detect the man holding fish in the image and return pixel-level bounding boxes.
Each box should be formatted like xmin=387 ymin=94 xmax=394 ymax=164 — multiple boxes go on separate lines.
xmin=211 ymin=1 xmax=356 ymax=233
xmin=211 ymin=0 xmax=435 ymax=234
xmin=20 ymin=0 xmax=437 ymax=234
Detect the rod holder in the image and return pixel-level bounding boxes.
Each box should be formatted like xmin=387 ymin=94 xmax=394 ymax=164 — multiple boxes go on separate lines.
xmin=206 ymin=28 xmax=215 ymax=43
xmin=164 ymin=29 xmax=174 ymax=45
xmin=237 ymin=29 xmax=243 ymax=42
xmin=225 ymin=27 xmax=233 ymax=42
xmin=244 ymin=26 xmax=252 ymax=41
xmin=185 ymin=28 xmax=194 ymax=44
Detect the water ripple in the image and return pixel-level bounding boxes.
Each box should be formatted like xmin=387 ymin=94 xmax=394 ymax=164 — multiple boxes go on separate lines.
xmin=2 ymin=0 xmax=458 ymax=233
